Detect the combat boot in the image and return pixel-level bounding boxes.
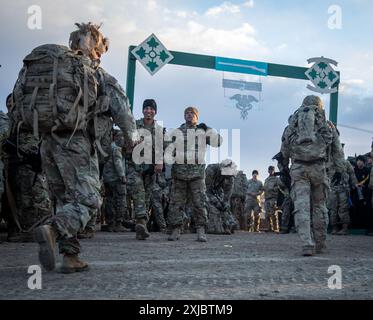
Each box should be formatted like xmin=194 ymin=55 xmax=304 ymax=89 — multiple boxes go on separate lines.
xmin=337 ymin=224 xmax=349 ymax=236
xmin=302 ymin=245 xmax=314 ymax=257
xmin=101 ymin=223 xmax=115 ymax=232
xmin=196 ymin=227 xmax=207 ymax=242
xmin=113 ymin=223 xmax=128 ymax=233
xmin=60 ymin=254 xmax=89 ymax=274
xmin=331 ymin=227 xmax=339 ymax=235
xmin=34 ymin=225 xmax=57 ymax=271
xmin=223 ymin=226 xmax=231 ymax=235
xmin=77 ymin=230 xmax=95 ymax=239
xmin=315 ymin=243 xmax=328 ymax=254
xmin=168 ymin=227 xmax=180 ymax=241
xmin=135 ymin=218 xmax=150 ymax=240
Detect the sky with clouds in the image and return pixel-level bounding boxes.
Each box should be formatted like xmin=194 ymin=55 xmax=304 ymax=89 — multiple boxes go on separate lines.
xmin=1 ymin=0 xmax=372 ymax=178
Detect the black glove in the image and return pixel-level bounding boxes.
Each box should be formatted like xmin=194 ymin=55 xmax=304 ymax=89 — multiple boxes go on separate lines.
xmin=197 ymin=123 xmax=209 ymax=131
xmin=332 ymin=172 xmax=342 ymax=185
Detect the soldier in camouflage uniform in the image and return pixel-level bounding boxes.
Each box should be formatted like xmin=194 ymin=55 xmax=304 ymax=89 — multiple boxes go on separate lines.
xmin=328 ymin=156 xmax=358 ymax=235
xmin=102 ymin=130 xmax=127 ymax=232
xmin=167 ymin=107 xmax=222 ymax=242
xmin=130 ymin=99 xmax=167 ymax=237
xmin=26 ymin=23 xmax=138 ymax=273
xmin=231 ymin=170 xmax=248 ymax=230
xmin=263 ymin=166 xmax=280 ymax=233
xmin=280 ymin=95 xmax=345 ymax=256
xmin=246 ymin=170 xmax=264 ymax=232
xmin=205 ymin=160 xmax=238 ymax=234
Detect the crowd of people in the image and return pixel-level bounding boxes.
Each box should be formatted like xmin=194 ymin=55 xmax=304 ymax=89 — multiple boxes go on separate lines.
xmin=0 ymin=22 xmax=372 ymax=274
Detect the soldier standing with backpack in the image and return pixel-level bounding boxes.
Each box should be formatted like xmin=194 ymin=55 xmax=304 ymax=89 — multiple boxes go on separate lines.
xmin=280 ymin=95 xmax=345 ymax=256
xmin=11 ymin=22 xmax=138 ymax=273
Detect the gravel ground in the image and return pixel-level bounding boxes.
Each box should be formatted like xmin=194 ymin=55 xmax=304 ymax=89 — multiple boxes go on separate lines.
xmin=0 ymin=231 xmax=372 ymax=300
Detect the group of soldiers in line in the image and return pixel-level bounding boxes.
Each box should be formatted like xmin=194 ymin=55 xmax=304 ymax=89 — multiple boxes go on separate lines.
xmin=1 ymin=22 xmax=372 ymax=274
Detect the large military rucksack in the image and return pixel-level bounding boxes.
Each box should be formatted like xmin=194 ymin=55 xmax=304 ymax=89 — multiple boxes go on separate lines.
xmin=12 ymin=44 xmax=98 ymax=142
xmin=286 ymin=105 xmax=334 ymax=162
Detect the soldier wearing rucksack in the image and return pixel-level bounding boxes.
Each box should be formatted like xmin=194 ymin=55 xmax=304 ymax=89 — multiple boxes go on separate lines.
xmin=280 ymin=95 xmax=345 ymax=256
xmin=11 ymin=22 xmax=138 ymax=273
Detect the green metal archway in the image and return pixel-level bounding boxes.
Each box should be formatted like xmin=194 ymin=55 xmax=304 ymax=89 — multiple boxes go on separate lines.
xmin=126 ymin=46 xmax=340 ymax=124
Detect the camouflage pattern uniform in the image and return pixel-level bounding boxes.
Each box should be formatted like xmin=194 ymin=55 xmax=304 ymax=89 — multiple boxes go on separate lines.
xmin=6 ymin=131 xmax=51 ymax=241
xmin=41 ymin=66 xmax=137 ymax=255
xmin=230 ymin=171 xmax=248 ymax=230
xmin=246 ymin=178 xmax=264 ymax=232
xmin=167 ymin=123 xmax=222 ymax=230
xmin=149 ymin=172 xmax=169 ymax=230
xmin=328 ymin=159 xmax=358 ymax=232
xmin=103 ymin=141 xmax=126 ymax=228
xmin=280 ymin=95 xmax=345 ymax=255
xmin=205 ymin=162 xmax=237 ymax=234
xmin=263 ymin=174 xmax=280 ymax=232
xmin=135 ymin=118 xmax=167 ymax=228
xmin=278 ymin=178 xmax=293 ymax=232
xmin=124 ymin=148 xmax=147 ymax=221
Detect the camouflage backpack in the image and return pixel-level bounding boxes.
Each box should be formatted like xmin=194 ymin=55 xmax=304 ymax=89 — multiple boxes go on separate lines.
xmin=286 ymin=105 xmax=334 ymax=162
xmin=12 ymin=44 xmax=98 ymax=142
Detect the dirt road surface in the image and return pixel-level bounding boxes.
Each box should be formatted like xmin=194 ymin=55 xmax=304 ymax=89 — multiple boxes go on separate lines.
xmin=0 ymin=231 xmax=372 ymax=300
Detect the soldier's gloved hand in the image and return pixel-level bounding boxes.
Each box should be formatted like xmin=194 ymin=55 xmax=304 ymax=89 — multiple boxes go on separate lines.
xmin=197 ymin=123 xmax=209 ymax=131
xmin=121 ymin=176 xmax=127 ymax=184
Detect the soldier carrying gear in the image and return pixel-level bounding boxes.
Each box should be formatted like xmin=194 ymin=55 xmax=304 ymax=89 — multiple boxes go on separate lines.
xmin=280 ymin=95 xmax=345 ymax=256
xmin=11 ymin=22 xmax=140 ymax=274
xmin=205 ymin=159 xmax=238 ymax=235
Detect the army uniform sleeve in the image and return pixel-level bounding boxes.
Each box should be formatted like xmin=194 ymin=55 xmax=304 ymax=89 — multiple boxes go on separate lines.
xmin=0 ymin=112 xmax=10 ymax=142
xmin=329 ymin=124 xmax=345 ymax=173
xmin=280 ymin=126 xmax=291 ymax=167
xmin=101 ymin=70 xmax=139 ymax=145
xmin=346 ymin=161 xmax=358 ymax=186
xmin=113 ymin=147 xmax=125 ymax=178
xmin=206 ymin=128 xmax=223 ymax=148
xmin=222 ymin=176 xmax=234 ymax=204
xmin=257 ymin=181 xmax=264 ymax=196
xmin=369 ymin=168 xmax=373 ymax=190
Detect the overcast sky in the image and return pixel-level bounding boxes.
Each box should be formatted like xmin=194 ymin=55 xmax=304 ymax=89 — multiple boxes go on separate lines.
xmin=1 ymin=0 xmax=372 ymax=179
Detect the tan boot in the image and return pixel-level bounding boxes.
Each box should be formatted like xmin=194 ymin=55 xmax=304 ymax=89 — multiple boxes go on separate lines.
xmin=135 ymin=218 xmax=150 ymax=240
xmin=168 ymin=227 xmax=181 ymax=241
xmin=34 ymin=225 xmax=57 ymax=271
xmin=337 ymin=224 xmax=349 ymax=236
xmin=196 ymin=227 xmax=207 ymax=242
xmin=60 ymin=254 xmax=89 ymax=274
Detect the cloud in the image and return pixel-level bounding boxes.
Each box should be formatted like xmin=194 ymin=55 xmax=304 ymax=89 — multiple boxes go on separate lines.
xmin=243 ymin=0 xmax=255 ymax=8
xmin=160 ymin=21 xmax=267 ymax=58
xmin=205 ymin=2 xmax=241 ymax=17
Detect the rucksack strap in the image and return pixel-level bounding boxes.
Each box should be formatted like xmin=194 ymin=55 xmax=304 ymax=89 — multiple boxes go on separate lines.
xmin=49 ymin=58 xmax=58 ymax=120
